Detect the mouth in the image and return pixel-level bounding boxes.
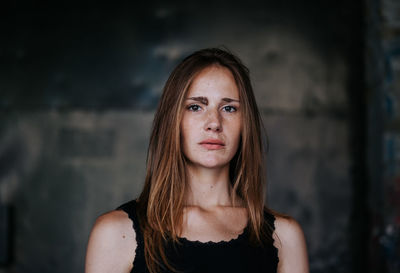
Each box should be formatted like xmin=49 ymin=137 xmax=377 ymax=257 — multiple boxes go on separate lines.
xmin=199 ymin=139 xmax=225 ymax=150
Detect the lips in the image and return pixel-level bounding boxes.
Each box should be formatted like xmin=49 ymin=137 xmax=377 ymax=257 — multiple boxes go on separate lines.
xmin=199 ymin=139 xmax=225 ymax=150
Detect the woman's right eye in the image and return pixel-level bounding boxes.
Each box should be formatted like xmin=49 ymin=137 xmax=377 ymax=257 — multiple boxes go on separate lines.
xmin=187 ymin=104 xmax=201 ymax=111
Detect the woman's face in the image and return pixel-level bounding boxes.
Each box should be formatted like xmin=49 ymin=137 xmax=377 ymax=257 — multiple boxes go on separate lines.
xmin=181 ymin=65 xmax=242 ymax=169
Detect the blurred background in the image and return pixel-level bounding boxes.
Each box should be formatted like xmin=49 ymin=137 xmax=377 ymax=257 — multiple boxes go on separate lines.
xmin=0 ymin=0 xmax=399 ymax=272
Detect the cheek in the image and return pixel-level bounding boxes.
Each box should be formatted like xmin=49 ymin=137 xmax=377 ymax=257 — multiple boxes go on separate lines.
xmin=181 ymin=117 xmax=195 ymax=146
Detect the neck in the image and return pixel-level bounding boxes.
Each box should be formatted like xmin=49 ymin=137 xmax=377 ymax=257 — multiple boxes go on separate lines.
xmin=185 ymin=164 xmax=235 ymax=209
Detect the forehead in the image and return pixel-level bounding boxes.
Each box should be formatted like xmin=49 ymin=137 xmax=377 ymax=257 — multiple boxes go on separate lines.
xmin=186 ymin=66 xmax=239 ymax=98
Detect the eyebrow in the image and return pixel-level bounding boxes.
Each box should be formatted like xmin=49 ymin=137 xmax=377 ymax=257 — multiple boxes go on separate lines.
xmin=221 ymin=97 xmax=240 ymax=103
xmin=186 ymin=96 xmax=240 ymax=105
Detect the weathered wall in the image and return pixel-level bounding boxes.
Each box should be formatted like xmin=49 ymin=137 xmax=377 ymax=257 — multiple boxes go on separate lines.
xmin=0 ymin=1 xmax=365 ymax=273
xmin=366 ymin=0 xmax=400 ymax=272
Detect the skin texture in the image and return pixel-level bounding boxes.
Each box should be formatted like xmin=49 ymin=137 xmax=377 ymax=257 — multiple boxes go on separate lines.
xmin=178 ymin=66 xmax=248 ymax=241
xmin=274 ymin=217 xmax=309 ymax=273
xmin=85 ymin=210 xmax=136 ymax=272
xmin=181 ymin=65 xmax=242 ymax=171
xmin=85 ymin=65 xmax=309 ymax=273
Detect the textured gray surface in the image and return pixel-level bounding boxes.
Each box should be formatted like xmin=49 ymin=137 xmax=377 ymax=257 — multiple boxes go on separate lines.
xmin=265 ymin=115 xmax=350 ymax=259
xmin=0 ymin=112 xmax=153 ymax=273
xmin=366 ymin=0 xmax=400 ymax=272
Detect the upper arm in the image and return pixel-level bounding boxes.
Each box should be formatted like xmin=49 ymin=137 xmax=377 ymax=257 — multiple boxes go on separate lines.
xmin=85 ymin=210 xmax=137 ymax=273
xmin=273 ymin=216 xmax=309 ymax=273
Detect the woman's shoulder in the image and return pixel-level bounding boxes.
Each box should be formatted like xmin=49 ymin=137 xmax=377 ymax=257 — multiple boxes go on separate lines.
xmin=85 ymin=207 xmax=137 ymax=273
xmin=271 ymin=214 xmax=309 ymax=273
xmin=263 ymin=208 xmax=303 ymax=236
xmin=93 ymin=209 xmax=135 ymax=236
xmin=273 ymin=215 xmax=305 ymax=244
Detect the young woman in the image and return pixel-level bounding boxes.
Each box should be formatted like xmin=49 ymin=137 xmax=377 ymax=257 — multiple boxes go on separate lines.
xmin=85 ymin=48 xmax=309 ymax=273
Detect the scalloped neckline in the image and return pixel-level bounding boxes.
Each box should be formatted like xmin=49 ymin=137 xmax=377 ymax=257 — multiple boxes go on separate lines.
xmin=177 ymin=226 xmax=248 ymax=245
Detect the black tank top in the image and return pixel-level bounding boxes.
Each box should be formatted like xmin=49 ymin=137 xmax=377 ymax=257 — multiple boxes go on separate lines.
xmin=118 ymin=200 xmax=279 ymax=273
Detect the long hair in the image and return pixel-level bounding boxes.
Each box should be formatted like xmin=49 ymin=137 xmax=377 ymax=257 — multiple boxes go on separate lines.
xmin=137 ymin=47 xmax=271 ymax=273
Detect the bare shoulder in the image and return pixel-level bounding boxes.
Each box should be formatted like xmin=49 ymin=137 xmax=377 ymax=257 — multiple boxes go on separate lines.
xmin=85 ymin=210 xmax=136 ymax=273
xmin=273 ymin=215 xmax=309 ymax=273
xmin=273 ymin=215 xmax=305 ymax=247
xmin=93 ymin=210 xmax=134 ymax=235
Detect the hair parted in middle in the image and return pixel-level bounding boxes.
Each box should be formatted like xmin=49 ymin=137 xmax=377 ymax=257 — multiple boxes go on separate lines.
xmin=137 ymin=47 xmax=272 ymax=273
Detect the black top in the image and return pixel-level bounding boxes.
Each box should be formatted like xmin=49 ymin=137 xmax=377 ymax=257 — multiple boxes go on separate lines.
xmin=117 ymin=200 xmax=279 ymax=273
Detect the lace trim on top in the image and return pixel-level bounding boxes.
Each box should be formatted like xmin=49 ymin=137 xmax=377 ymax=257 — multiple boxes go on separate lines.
xmin=118 ymin=200 xmax=279 ymax=271
xmin=117 ymin=200 xmax=145 ymax=271
xmin=266 ymin=212 xmax=279 ymax=265
xmin=176 ymin=225 xmax=249 ymax=246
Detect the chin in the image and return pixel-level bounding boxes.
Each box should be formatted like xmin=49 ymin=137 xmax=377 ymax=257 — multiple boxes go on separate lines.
xmin=191 ymin=158 xmax=231 ymax=169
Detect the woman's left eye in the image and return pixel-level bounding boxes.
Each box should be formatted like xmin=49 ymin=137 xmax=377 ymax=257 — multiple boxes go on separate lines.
xmin=187 ymin=104 xmax=202 ymax=111
xmin=222 ymin=106 xmax=237 ymax=113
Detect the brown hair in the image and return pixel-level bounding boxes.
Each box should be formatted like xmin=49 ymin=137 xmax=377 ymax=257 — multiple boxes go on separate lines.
xmin=137 ymin=47 xmax=272 ymax=273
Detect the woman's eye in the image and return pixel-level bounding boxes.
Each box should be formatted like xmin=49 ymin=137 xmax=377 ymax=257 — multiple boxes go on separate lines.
xmin=222 ymin=106 xmax=237 ymax=113
xmin=187 ymin=104 xmax=201 ymax=111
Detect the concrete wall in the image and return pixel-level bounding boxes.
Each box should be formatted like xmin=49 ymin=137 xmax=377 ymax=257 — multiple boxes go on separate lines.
xmin=1 ymin=1 xmax=365 ymax=272
xmin=366 ymin=0 xmax=400 ymax=272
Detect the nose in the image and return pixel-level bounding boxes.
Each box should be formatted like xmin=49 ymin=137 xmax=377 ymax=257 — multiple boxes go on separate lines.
xmin=204 ymin=110 xmax=222 ymax=132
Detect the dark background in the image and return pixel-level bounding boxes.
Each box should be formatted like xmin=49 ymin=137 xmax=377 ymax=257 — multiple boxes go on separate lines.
xmin=0 ymin=0 xmax=399 ymax=272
